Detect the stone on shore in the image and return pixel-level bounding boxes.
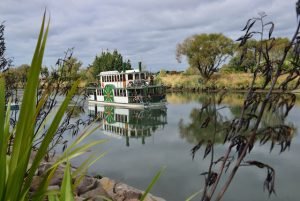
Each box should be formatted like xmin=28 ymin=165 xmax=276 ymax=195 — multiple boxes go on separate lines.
xmin=31 ymin=162 xmax=165 ymax=201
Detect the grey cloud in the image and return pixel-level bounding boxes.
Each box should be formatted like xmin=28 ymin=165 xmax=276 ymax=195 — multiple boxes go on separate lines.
xmin=0 ymin=0 xmax=298 ymax=71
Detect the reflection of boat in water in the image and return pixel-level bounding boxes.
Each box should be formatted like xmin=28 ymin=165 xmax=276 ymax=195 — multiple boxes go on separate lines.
xmin=87 ymin=62 xmax=166 ymax=109
xmin=88 ymin=103 xmax=167 ymax=146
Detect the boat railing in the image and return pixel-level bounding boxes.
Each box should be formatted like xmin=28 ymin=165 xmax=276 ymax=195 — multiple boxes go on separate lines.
xmin=128 ymin=94 xmax=165 ymax=104
xmin=127 ymin=79 xmax=148 ymax=88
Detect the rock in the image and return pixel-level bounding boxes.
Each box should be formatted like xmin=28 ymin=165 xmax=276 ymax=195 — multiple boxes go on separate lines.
xmin=30 ymin=157 xmax=165 ymax=201
xmin=99 ymin=177 xmax=165 ymax=201
xmin=76 ymin=176 xmax=98 ymax=196
xmin=30 ymin=176 xmax=42 ymax=192
xmin=79 ymin=182 xmax=108 ymax=201
xmin=48 ymin=185 xmax=59 ymax=191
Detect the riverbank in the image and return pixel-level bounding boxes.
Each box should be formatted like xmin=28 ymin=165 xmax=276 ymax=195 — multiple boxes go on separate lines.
xmin=30 ymin=156 xmax=165 ymax=201
xmin=156 ymin=72 xmax=299 ymax=92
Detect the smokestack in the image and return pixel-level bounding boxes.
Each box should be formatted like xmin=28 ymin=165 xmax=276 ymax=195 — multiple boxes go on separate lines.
xmin=138 ymin=61 xmax=142 ymax=72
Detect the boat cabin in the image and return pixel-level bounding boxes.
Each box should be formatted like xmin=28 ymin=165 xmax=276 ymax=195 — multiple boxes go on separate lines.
xmin=87 ymin=63 xmax=165 ymax=107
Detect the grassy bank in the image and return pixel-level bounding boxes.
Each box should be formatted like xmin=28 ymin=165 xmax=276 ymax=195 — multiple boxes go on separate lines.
xmin=156 ymin=72 xmax=298 ymax=92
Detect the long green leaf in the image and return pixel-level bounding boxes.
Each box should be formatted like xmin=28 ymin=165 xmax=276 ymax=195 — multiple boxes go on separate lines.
xmin=0 ymin=77 xmax=6 ymax=200
xmin=23 ymin=80 xmax=79 ymax=198
xmin=185 ymin=189 xmax=204 ymax=201
xmin=72 ymin=152 xmax=106 ymax=178
xmin=31 ymin=160 xmax=60 ymax=201
xmin=5 ymin=11 xmax=49 ymax=201
xmin=60 ymin=161 xmax=75 ymax=201
xmin=52 ymin=139 xmax=107 ymax=169
xmin=140 ymin=167 xmax=165 ymax=201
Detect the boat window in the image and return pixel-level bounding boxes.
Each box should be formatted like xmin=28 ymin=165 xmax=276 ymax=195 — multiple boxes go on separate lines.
xmin=141 ymin=73 xmax=145 ymax=79
xmin=112 ymin=75 xmax=115 ymax=82
xmin=120 ymin=74 xmax=123 ymax=81
xmin=135 ymin=73 xmax=139 ymax=80
xmin=128 ymin=74 xmax=133 ymax=80
xmin=123 ymin=74 xmax=126 ymax=81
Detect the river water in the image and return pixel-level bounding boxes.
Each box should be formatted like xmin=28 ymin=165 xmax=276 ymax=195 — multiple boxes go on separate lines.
xmin=70 ymin=93 xmax=300 ymax=201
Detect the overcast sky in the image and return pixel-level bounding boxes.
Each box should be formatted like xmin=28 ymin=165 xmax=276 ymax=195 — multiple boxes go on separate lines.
xmin=0 ymin=0 xmax=298 ymax=71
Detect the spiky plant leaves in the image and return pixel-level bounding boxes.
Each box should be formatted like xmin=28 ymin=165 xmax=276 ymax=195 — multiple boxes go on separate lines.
xmin=0 ymin=78 xmax=11 ymax=200
xmin=140 ymin=167 xmax=165 ymax=201
xmin=203 ymin=141 xmax=212 ymax=159
xmin=185 ymin=189 xmax=204 ymax=201
xmin=245 ymin=161 xmax=276 ymax=196
xmin=3 ymin=11 xmax=50 ymax=201
xmin=264 ymin=22 xmax=275 ymax=39
xmin=191 ymin=140 xmax=203 ymax=160
xmin=60 ymin=161 xmax=75 ymax=201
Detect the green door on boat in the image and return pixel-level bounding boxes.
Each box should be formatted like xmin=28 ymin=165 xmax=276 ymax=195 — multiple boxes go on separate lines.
xmin=103 ymin=84 xmax=114 ymax=102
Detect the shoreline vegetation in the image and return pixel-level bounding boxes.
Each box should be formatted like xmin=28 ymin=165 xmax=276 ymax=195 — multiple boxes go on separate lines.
xmin=155 ymin=71 xmax=300 ymax=93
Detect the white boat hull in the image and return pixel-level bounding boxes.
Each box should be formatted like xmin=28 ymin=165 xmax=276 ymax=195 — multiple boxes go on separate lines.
xmin=88 ymin=100 xmax=166 ymax=109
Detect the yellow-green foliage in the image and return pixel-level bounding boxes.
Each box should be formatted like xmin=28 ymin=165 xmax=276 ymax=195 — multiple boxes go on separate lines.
xmin=157 ymin=72 xmax=298 ymax=90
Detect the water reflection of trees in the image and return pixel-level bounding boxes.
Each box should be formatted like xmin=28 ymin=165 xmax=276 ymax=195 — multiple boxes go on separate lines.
xmin=180 ymin=91 xmax=297 ymax=200
xmin=179 ymin=95 xmax=230 ymax=144
xmin=179 ymin=92 xmax=296 ymax=147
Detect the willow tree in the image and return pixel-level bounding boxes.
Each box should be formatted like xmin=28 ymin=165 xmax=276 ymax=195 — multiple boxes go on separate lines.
xmin=176 ymin=33 xmax=234 ymax=79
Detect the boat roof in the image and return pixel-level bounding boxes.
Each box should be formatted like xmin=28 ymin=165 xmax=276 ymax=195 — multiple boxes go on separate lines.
xmin=99 ymin=69 xmax=145 ymax=76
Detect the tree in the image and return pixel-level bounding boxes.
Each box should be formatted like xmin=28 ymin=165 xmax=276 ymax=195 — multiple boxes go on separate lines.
xmin=41 ymin=66 xmax=49 ymax=78
xmin=224 ymin=38 xmax=291 ymax=73
xmin=222 ymin=39 xmax=257 ymax=72
xmin=58 ymin=56 xmax=82 ymax=81
xmin=176 ymin=33 xmax=234 ymax=79
xmin=0 ymin=22 xmax=12 ymax=72
xmin=91 ymin=50 xmax=131 ymax=78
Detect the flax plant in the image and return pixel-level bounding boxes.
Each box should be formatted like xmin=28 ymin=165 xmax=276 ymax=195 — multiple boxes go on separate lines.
xmin=0 ymin=11 xmax=105 ymax=201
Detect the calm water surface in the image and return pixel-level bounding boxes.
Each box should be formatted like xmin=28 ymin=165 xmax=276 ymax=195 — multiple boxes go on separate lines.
xmin=71 ymin=93 xmax=300 ymax=201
